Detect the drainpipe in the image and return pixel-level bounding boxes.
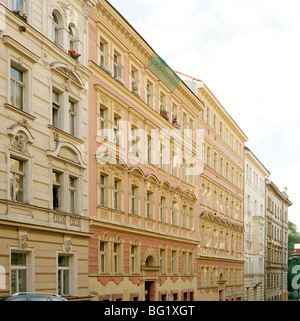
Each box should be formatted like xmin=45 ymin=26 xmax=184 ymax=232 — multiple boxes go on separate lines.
xmin=264 ymin=173 xmax=271 ymax=301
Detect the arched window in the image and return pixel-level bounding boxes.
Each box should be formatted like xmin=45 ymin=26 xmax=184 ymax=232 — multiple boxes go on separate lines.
xmin=68 ymin=24 xmax=76 ymax=51
xmin=51 ymin=10 xmax=63 ymax=47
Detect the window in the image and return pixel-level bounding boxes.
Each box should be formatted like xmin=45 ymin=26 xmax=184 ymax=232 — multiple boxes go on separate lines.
xmin=160 ymin=249 xmax=166 ymax=274
xmin=58 ymin=255 xmax=70 ymax=296
xmin=11 ymin=252 xmax=27 ymax=293
xmin=171 ymin=201 xmax=177 ymax=226
xmin=99 ymin=39 xmax=108 ymax=68
xmin=52 ymin=11 xmax=62 ymax=46
xmin=10 ymin=65 xmax=25 ymax=110
xmin=113 ymin=243 xmax=119 ymax=274
xmin=159 ymin=92 xmax=166 ymax=110
xmin=113 ymin=116 xmax=120 ymax=146
xmin=68 ymin=99 xmax=76 ymax=136
xmin=10 ymin=157 xmax=24 ymax=202
xmin=171 ymin=250 xmax=177 ymax=274
xmin=131 ymin=66 xmax=139 ymax=95
xmin=52 ymin=171 xmax=61 ymax=210
xmin=130 ymin=245 xmax=136 ymax=274
xmin=160 ymin=196 xmax=166 ymax=223
xmin=130 ymin=126 xmax=139 ymax=157
xmin=99 ymin=242 xmax=106 ymax=273
xmin=99 ymin=174 xmax=106 ymax=207
xmin=159 ymin=142 xmax=164 ymax=169
xmin=68 ymin=25 xmax=75 ymax=51
xmin=131 ymin=186 xmax=137 ymax=215
xmin=99 ymin=106 xmax=106 ymax=139
xmin=52 ymin=89 xmax=61 ymax=128
xmin=69 ymin=176 xmax=76 ymax=213
xmin=113 ymin=52 xmax=123 ymax=81
xmin=172 ymin=103 xmax=178 ymax=122
xmin=146 ymin=134 xmax=152 ymax=163
xmin=10 ymin=0 xmax=26 ymax=12
xmin=146 ymin=192 xmax=152 ymax=219
xmin=114 ymin=179 xmax=119 ymax=210
xmin=146 ymin=81 xmax=153 ymax=107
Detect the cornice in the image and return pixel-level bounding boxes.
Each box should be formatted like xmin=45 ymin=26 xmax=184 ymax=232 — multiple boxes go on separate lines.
xmin=92 ymin=1 xmax=153 ymax=65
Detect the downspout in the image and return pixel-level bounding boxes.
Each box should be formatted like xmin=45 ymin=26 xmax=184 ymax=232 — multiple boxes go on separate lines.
xmin=264 ymin=173 xmax=271 ymax=301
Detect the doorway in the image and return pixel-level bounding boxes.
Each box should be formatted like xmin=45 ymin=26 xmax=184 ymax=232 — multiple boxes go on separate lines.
xmin=145 ymin=281 xmax=155 ymax=301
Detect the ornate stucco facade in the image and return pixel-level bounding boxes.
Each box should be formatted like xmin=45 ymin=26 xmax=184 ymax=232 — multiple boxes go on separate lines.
xmin=243 ymin=147 xmax=269 ymax=301
xmin=0 ymin=0 xmax=96 ymax=300
xmin=265 ymin=180 xmax=292 ymax=301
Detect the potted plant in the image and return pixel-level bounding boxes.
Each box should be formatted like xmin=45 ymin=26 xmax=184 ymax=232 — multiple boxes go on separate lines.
xmin=68 ymin=50 xmax=81 ymax=60
xmin=172 ymin=116 xmax=180 ymax=128
xmin=160 ymin=108 xmax=169 ymax=120
xmin=12 ymin=10 xmax=27 ymax=23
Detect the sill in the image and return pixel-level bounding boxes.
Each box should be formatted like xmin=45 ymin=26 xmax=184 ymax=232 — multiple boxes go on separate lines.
xmin=4 ymin=103 xmax=36 ymax=120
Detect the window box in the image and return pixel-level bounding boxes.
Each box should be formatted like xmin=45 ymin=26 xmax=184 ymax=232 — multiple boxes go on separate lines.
xmin=68 ymin=50 xmax=81 ymax=60
xmin=12 ymin=10 xmax=27 ymax=23
xmin=160 ymin=109 xmax=169 ymax=121
xmin=172 ymin=117 xmax=180 ymax=129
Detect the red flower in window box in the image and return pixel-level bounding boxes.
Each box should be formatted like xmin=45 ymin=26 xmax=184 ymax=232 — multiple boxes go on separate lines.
xmin=12 ymin=9 xmax=27 ymax=22
xmin=68 ymin=50 xmax=81 ymax=60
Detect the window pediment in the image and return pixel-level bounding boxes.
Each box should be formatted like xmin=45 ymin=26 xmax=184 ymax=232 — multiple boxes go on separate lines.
xmin=50 ymin=61 xmax=84 ymax=87
xmin=47 ymin=142 xmax=87 ymax=168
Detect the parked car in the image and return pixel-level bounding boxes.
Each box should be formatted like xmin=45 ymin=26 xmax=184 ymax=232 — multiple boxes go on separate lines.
xmin=3 ymin=292 xmax=68 ymax=301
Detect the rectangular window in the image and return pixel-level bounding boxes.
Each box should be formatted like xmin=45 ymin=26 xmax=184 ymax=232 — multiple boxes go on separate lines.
xmin=160 ymin=249 xmax=165 ymax=274
xmin=99 ymin=107 xmax=106 ymax=139
xmin=131 ymin=66 xmax=139 ymax=95
xmin=100 ymin=174 xmax=106 ymax=207
xmin=10 ymin=0 xmax=26 ymax=12
xmin=10 ymin=65 xmax=24 ymax=110
xmin=146 ymin=81 xmax=153 ymax=107
xmin=146 ymin=192 xmax=152 ymax=219
xmin=99 ymin=39 xmax=109 ymax=68
xmin=131 ymin=186 xmax=137 ymax=215
xmin=11 ymin=252 xmax=27 ymax=293
xmin=147 ymin=134 xmax=152 ymax=163
xmin=114 ymin=179 xmax=119 ymax=210
xmin=113 ymin=243 xmax=119 ymax=274
xmin=130 ymin=245 xmax=136 ymax=274
xmin=160 ymin=196 xmax=165 ymax=222
xmin=68 ymin=100 xmax=76 ymax=136
xmin=113 ymin=52 xmax=123 ymax=81
xmin=172 ymin=251 xmax=176 ymax=274
xmin=130 ymin=126 xmax=139 ymax=157
xmin=113 ymin=116 xmax=119 ymax=146
xmin=58 ymin=255 xmax=70 ymax=296
xmin=10 ymin=157 xmax=24 ymax=202
xmin=52 ymin=171 xmax=61 ymax=210
xmin=99 ymin=242 xmax=106 ymax=273
xmin=69 ymin=176 xmax=76 ymax=213
xmin=52 ymin=90 xmax=60 ymax=128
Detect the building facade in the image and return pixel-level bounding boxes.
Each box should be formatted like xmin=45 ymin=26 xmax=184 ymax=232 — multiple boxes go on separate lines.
xmin=243 ymin=147 xmax=269 ymax=301
xmin=88 ymin=1 xmax=200 ymax=301
xmin=0 ymin=0 xmax=95 ymax=300
xmin=265 ymin=180 xmax=292 ymax=301
xmin=178 ymin=73 xmax=248 ymax=301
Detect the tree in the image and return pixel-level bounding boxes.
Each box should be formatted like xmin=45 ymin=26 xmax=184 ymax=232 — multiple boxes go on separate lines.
xmin=288 ymin=221 xmax=300 ymax=255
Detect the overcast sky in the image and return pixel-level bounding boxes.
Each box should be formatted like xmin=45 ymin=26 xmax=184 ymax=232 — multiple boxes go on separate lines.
xmin=108 ymin=0 xmax=300 ymax=230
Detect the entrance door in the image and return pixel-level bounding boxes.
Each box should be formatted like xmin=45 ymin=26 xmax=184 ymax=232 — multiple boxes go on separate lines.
xmin=145 ymin=281 xmax=155 ymax=301
xmin=219 ymin=290 xmax=225 ymax=301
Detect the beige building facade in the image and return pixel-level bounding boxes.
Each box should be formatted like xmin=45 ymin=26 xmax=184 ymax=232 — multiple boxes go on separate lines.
xmin=0 ymin=0 xmax=96 ymax=299
xmin=243 ymin=147 xmax=269 ymax=301
xmin=265 ymin=180 xmax=291 ymax=301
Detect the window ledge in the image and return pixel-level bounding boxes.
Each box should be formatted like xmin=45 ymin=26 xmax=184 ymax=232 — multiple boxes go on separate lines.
xmin=48 ymin=125 xmax=85 ymax=144
xmin=5 ymin=103 xmax=36 ymax=120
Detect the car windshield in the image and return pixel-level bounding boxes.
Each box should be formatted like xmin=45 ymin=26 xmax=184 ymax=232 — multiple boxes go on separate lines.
xmin=29 ymin=297 xmax=49 ymax=301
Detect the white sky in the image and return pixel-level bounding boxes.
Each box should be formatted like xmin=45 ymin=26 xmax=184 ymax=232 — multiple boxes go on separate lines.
xmin=107 ymin=0 xmax=300 ymax=230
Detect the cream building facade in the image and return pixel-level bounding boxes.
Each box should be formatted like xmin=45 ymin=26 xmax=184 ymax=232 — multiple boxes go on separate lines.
xmin=265 ymin=180 xmax=291 ymax=301
xmin=0 ymin=0 xmax=96 ymax=299
xmin=243 ymin=147 xmax=269 ymax=301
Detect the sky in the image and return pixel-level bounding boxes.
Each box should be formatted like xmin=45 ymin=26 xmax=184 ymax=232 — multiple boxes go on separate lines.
xmin=108 ymin=0 xmax=300 ymax=230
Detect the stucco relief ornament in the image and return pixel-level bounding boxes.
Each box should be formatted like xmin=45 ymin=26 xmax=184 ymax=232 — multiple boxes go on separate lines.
xmin=64 ymin=240 xmax=72 ymax=253
xmin=11 ymin=133 xmax=29 ymax=155
xmin=19 ymin=235 xmax=28 ymax=249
